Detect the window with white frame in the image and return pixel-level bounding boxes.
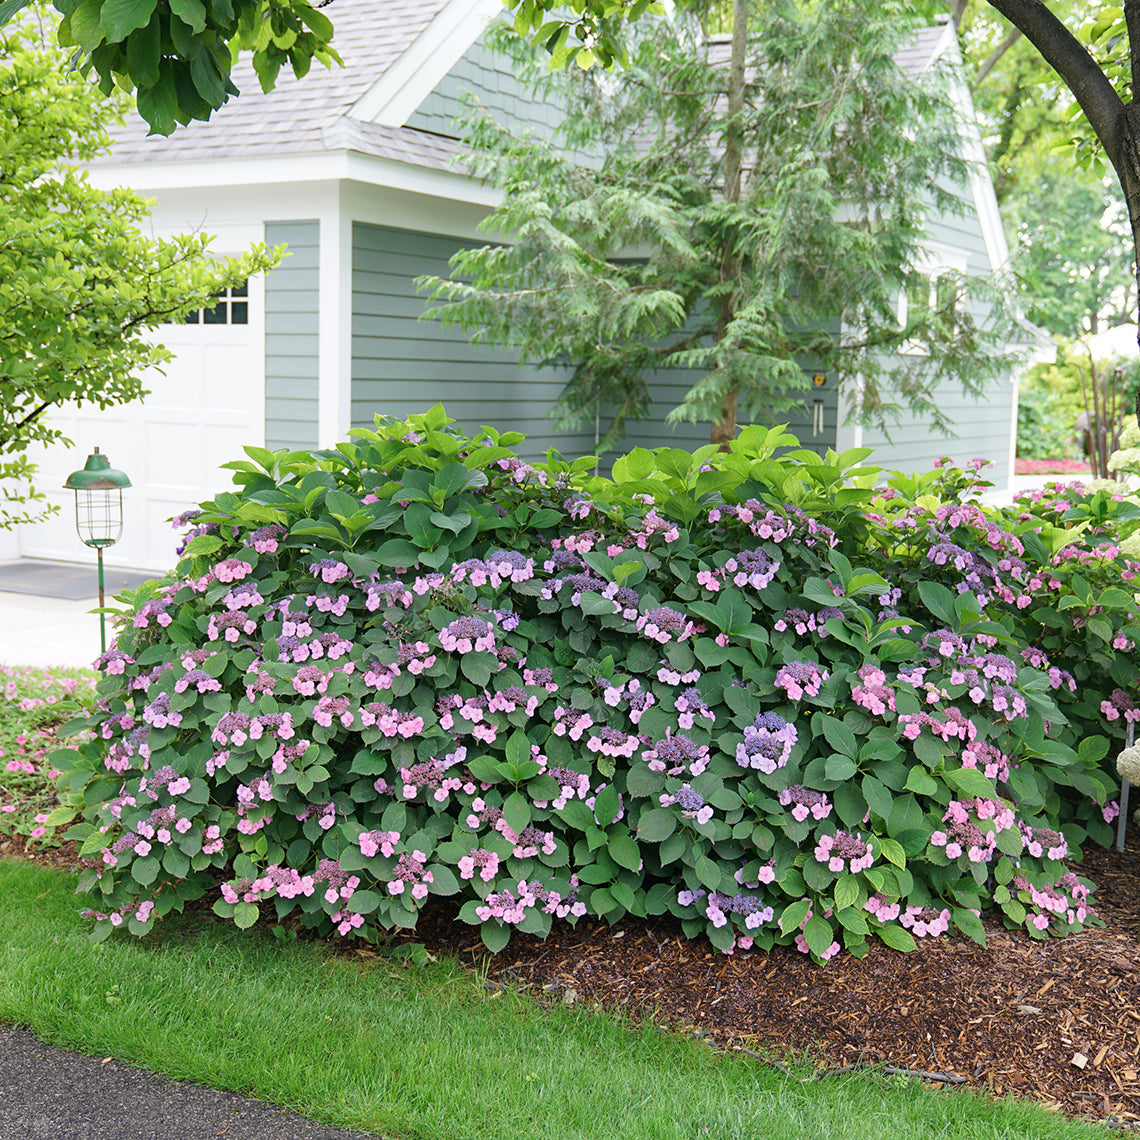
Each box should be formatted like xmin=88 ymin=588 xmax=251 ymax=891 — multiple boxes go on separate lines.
xmin=180 ymin=281 xmax=249 ymax=325
xmin=897 ymin=247 xmax=969 ymax=354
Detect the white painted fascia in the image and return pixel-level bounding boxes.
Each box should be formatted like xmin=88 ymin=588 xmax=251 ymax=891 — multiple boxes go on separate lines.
xmin=317 ymin=183 xmax=352 ymax=448
xmin=349 ymin=0 xmax=501 ymax=127
xmin=923 ymin=25 xmax=1011 ymax=275
xmin=344 ymin=150 xmax=500 ymax=206
xmin=953 ymin=85 xmax=1011 ymax=275
xmin=84 ymin=148 xmax=502 ymax=208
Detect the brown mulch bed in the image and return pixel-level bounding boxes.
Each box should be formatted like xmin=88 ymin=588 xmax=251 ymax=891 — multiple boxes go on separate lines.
xmin=10 ymin=832 xmax=1140 ymax=1124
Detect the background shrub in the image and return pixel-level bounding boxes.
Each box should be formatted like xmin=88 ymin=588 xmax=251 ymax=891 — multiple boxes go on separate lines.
xmin=56 ymin=408 xmax=1134 ymax=961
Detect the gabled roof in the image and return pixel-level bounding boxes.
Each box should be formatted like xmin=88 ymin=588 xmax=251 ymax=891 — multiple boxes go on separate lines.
xmin=95 ymin=0 xmax=490 ymax=170
xmin=705 ymin=21 xmax=954 ymax=77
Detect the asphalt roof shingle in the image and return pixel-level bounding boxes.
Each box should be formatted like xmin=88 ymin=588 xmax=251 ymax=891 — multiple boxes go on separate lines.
xmin=98 ymin=11 xmax=956 ymax=173
xmin=97 ymin=0 xmax=461 ymax=168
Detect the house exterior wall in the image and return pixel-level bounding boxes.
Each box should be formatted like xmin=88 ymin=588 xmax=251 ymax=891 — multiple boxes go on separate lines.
xmin=7 ymin=202 xmax=273 ymax=572
xmin=619 ymin=365 xmax=839 ymax=457
xmin=406 ymin=41 xmax=564 ymax=144
xmin=834 ymin=177 xmax=1017 ymax=485
xmin=349 ymin=220 xmax=598 ymax=459
xmin=398 ymin=33 xmax=1013 ymax=478
xmin=265 ymin=220 xmax=321 ymax=450
xmin=6 ymin=179 xmax=342 ymax=572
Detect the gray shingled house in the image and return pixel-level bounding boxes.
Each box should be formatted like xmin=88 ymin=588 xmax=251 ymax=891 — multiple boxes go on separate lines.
xmin=6 ymin=0 xmax=1028 ymax=571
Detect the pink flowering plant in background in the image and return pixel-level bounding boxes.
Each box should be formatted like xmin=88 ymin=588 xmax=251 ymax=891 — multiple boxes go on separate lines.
xmin=47 ymin=409 xmax=1133 ymax=960
xmin=0 ymin=666 xmax=95 ymax=849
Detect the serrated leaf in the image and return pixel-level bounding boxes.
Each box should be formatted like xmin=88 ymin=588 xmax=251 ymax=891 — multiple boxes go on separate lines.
xmin=952 ymin=907 xmax=987 ymax=946
xmin=465 ymin=754 xmax=505 ymax=784
xmin=635 ymin=807 xmax=676 ymax=842
xmin=480 ymin=921 xmax=510 ymax=952
xmin=836 ymin=905 xmax=869 ymax=934
xmin=347 ymin=889 xmax=381 ymax=914
xmin=876 ymin=922 xmax=917 ymax=953
xmin=944 ymin=766 xmax=996 ymax=799
xmin=861 ymin=774 xmax=895 ymax=820
xmin=232 ymin=901 xmax=260 ymax=929
xmin=694 ymin=853 xmax=722 ymax=890
xmin=877 ymin=836 xmax=906 ymax=869
xmin=608 ymin=831 xmax=642 ymax=871
xmin=131 ymin=856 xmax=158 ymax=886
xmin=834 ymin=874 xmax=859 ymax=912
xmin=779 ymin=898 xmax=811 ymax=935
xmin=610 ymin=879 xmax=638 ymax=911
xmin=579 ymin=592 xmax=617 ymax=615
xmin=803 ymin=915 xmax=835 ymax=957
xmin=903 ymin=767 xmax=938 ymax=797
xmin=505 ymin=729 xmax=530 ymax=768
xmin=818 ymin=714 xmax=857 ymax=757
xmin=824 ymin=753 xmax=857 ymax=781
xmin=503 ymin=791 xmax=531 ymax=836
xmin=916 ymin=579 xmax=957 ymax=625
xmin=183 ymin=533 xmax=224 ymax=556
xmin=593 ymin=784 xmax=620 ymax=827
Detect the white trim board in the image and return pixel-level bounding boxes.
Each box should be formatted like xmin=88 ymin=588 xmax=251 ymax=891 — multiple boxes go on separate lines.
xmin=350 ymin=0 xmax=501 ymax=126
xmin=84 ymin=150 xmax=501 ymax=209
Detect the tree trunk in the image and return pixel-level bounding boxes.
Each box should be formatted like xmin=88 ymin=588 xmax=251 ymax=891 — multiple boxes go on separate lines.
xmin=984 ymin=0 xmax=1140 ymax=414
xmin=712 ymin=0 xmax=747 ymax=451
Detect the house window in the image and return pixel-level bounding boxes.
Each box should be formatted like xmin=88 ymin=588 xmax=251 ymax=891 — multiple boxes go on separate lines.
xmin=183 ymin=282 xmax=249 ymax=325
xmin=898 ymin=272 xmax=963 ymax=354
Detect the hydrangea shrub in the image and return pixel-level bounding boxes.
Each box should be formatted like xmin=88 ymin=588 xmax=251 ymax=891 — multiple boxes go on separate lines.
xmin=56 ymin=407 xmax=1127 ymax=960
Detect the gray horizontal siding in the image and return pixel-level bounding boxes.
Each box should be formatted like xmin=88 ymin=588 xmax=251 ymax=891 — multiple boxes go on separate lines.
xmin=623 ymin=365 xmax=837 ymax=457
xmin=860 ymin=374 xmax=1014 ymax=485
xmin=350 ymin=221 xmax=597 ymax=460
xmin=406 ymin=42 xmax=565 ymax=144
xmin=264 ymin=219 xmax=319 ymax=451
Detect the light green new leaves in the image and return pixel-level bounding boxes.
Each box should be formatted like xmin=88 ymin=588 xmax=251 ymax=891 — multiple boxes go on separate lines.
xmin=0 ymin=21 xmax=281 ymax=526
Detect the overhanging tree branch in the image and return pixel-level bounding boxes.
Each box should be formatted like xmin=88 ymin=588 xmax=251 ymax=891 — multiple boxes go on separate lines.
xmin=985 ymin=0 xmax=1126 ymax=168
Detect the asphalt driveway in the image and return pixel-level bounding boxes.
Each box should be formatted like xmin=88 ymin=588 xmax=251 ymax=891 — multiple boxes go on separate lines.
xmin=0 ymin=1024 xmax=384 ymax=1140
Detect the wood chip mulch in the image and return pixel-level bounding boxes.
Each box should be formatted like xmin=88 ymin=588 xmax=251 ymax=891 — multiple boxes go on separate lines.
xmin=11 ymin=833 xmax=1140 ymax=1125
xmin=404 ymin=837 xmax=1140 ymax=1126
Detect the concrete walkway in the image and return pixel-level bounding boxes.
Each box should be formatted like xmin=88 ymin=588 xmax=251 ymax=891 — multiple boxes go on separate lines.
xmin=0 ymin=559 xmax=156 ymax=670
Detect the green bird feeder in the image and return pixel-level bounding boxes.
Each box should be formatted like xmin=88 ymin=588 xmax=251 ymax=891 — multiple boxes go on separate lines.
xmin=64 ymin=447 xmax=132 ymax=653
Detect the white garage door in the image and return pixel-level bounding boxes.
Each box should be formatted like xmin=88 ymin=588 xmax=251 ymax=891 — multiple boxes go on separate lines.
xmin=15 ymin=277 xmax=265 ymax=574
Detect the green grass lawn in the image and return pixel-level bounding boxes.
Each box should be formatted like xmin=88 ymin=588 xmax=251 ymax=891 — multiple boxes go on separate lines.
xmin=0 ymin=857 xmax=1108 ymax=1140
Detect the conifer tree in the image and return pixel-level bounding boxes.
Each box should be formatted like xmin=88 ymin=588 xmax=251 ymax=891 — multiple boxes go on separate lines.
xmin=421 ymin=0 xmax=1016 ymax=449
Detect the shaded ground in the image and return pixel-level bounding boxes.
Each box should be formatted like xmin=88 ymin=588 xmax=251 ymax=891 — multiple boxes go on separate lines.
xmin=10 ymin=832 xmax=1140 ymax=1126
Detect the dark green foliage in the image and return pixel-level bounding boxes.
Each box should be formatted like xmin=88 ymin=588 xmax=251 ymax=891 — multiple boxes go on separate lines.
xmin=51 ymin=408 xmax=1137 ymax=964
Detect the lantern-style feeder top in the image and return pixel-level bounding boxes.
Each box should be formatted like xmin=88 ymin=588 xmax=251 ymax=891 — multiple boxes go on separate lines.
xmin=64 ymin=448 xmax=132 ymax=491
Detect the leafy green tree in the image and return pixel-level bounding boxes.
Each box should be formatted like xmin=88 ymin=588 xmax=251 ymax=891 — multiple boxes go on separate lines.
xmin=936 ymin=3 xmax=1134 ymax=345
xmin=1006 ymin=171 xmax=1134 ymax=338
xmin=0 ymin=0 xmax=340 ymax=136
xmin=0 ymin=14 xmax=281 ymax=528
xmin=420 ymin=0 xmax=1016 ymax=450
xmin=976 ymin=1 xmax=1140 ymax=369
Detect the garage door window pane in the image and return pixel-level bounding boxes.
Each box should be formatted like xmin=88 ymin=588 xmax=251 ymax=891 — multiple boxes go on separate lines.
xmin=175 ymin=281 xmax=249 ymax=325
